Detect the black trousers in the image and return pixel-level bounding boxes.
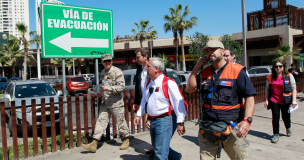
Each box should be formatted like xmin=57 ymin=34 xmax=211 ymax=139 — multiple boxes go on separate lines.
xmin=269 ymin=100 xmax=291 ymax=135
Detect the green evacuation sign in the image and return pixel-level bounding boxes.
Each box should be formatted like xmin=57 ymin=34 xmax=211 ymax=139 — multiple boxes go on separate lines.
xmin=300 ymin=53 xmax=304 ymax=62
xmin=41 ymin=3 xmax=113 ymax=58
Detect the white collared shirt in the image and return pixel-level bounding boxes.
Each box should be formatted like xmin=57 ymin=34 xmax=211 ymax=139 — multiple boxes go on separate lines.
xmin=136 ymin=74 xmax=187 ymax=123
xmin=141 ymin=65 xmax=148 ymax=94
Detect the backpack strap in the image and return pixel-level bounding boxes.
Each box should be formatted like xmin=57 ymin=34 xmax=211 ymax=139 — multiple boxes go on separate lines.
xmin=162 ymin=75 xmax=188 ymax=115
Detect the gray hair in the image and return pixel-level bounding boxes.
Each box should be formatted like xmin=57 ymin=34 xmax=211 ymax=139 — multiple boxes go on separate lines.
xmin=135 ymin=48 xmax=150 ymax=58
xmin=149 ymin=57 xmax=165 ymax=72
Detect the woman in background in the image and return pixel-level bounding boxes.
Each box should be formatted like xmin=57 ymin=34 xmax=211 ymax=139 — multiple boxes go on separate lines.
xmin=264 ymin=60 xmax=297 ymax=143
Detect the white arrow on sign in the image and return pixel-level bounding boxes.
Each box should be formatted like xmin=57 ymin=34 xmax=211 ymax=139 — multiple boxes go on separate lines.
xmin=49 ymin=32 xmax=109 ymax=53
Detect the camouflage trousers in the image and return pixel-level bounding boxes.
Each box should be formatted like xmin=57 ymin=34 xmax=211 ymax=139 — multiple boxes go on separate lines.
xmin=93 ymin=105 xmax=129 ymax=140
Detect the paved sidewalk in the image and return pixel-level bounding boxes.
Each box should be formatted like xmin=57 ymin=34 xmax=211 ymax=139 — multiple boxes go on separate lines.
xmin=28 ymin=93 xmax=304 ymax=160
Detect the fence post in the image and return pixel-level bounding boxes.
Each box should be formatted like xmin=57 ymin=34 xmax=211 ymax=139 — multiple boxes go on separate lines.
xmin=130 ymin=90 xmax=135 ymax=134
xmin=22 ymin=100 xmax=29 ymax=158
xmin=83 ymin=94 xmax=89 ymax=144
xmin=41 ymin=98 xmax=48 ymax=154
xmin=75 ymin=95 xmax=82 ymax=147
xmin=59 ymin=96 xmax=65 ymax=150
xmin=11 ymin=101 xmax=19 ymax=159
xmin=1 ymin=102 xmax=8 ymax=160
xmin=123 ymin=90 xmax=129 ymax=131
xmin=91 ymin=93 xmax=96 ymax=136
xmin=112 ymin=115 xmax=117 ymax=138
xmin=67 ymin=95 xmax=73 ymax=149
xmin=31 ymin=99 xmax=39 ymax=156
xmin=49 ymin=97 xmax=57 ymax=152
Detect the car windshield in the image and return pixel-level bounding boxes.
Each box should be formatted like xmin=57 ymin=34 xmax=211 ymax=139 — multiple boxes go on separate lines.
xmin=71 ymin=77 xmax=85 ymax=82
xmin=44 ymin=78 xmax=57 ymax=83
xmin=0 ymin=78 xmax=7 ymax=82
xmin=10 ymin=78 xmax=19 ymax=80
xmin=15 ymin=83 xmax=56 ymax=98
xmin=167 ymin=72 xmax=181 ymax=84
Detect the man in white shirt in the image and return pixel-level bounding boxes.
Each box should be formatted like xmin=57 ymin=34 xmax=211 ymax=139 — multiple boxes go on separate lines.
xmin=134 ymin=57 xmax=187 ymax=160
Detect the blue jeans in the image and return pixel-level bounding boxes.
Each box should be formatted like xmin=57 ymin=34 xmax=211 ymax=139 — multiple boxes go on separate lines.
xmin=150 ymin=115 xmax=173 ymax=160
xmin=168 ymin=112 xmax=181 ymax=160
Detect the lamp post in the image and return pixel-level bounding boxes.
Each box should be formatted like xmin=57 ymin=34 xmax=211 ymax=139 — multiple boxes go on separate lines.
xmin=241 ymin=0 xmax=247 ymax=68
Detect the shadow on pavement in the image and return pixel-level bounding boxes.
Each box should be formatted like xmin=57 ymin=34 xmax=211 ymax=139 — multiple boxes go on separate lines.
xmin=182 ymin=135 xmax=199 ymax=146
xmin=248 ymin=129 xmax=272 ymax=140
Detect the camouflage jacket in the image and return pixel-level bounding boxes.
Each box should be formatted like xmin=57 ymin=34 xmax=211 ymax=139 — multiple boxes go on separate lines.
xmin=100 ymin=66 xmax=125 ymax=108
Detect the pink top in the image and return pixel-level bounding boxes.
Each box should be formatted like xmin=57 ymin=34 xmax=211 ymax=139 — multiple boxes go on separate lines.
xmin=270 ymin=75 xmax=285 ymax=104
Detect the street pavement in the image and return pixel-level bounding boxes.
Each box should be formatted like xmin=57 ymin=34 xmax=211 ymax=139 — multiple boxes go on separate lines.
xmin=24 ymin=93 xmax=304 ymax=160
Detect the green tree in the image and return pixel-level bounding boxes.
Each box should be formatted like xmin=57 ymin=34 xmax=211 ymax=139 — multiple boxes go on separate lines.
xmin=131 ymin=20 xmax=156 ymax=48
xmin=156 ymin=53 xmax=175 ymax=68
xmin=188 ymin=32 xmax=209 ymax=59
xmin=176 ymin=4 xmax=198 ymax=71
xmin=53 ymin=58 xmax=73 ymax=75
xmin=0 ymin=35 xmax=23 ymax=77
xmin=0 ymin=52 xmax=9 ymax=77
xmin=16 ymin=23 xmax=36 ymax=80
xmin=271 ymin=45 xmax=301 ymax=63
xmin=219 ymin=35 xmax=243 ymax=63
xmin=164 ymin=7 xmax=180 ymax=70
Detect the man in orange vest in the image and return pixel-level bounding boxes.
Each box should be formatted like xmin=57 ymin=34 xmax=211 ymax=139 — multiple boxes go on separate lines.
xmin=187 ymin=40 xmax=256 ymax=160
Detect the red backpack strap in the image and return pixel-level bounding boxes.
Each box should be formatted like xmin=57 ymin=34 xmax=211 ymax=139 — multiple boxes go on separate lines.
xmin=146 ymin=79 xmax=151 ymax=88
xmin=162 ymin=75 xmax=188 ymax=114
xmin=162 ymin=75 xmax=171 ymax=115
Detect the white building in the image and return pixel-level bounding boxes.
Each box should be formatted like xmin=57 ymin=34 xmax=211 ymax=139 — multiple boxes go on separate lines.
xmin=0 ymin=0 xmax=30 ymax=39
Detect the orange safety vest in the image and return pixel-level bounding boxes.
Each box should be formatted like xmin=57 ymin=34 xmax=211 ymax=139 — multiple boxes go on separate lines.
xmin=200 ymin=63 xmax=244 ymax=124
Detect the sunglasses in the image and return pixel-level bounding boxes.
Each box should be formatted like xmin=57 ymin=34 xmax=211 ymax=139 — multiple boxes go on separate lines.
xmin=103 ymin=60 xmax=111 ymax=63
xmin=274 ymin=65 xmax=283 ymax=68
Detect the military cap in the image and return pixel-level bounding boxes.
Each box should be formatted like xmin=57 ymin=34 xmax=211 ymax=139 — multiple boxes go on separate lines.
xmin=101 ymin=54 xmax=112 ymax=61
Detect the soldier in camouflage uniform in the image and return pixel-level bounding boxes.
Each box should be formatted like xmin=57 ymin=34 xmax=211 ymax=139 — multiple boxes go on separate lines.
xmin=82 ymin=54 xmax=130 ymax=152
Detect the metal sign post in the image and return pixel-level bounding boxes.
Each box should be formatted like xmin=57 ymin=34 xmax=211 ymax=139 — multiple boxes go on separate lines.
xmin=62 ymin=59 xmax=68 ymax=132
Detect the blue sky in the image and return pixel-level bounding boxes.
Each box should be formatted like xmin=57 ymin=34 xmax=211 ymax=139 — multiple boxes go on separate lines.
xmin=29 ymin=0 xmax=303 ymax=43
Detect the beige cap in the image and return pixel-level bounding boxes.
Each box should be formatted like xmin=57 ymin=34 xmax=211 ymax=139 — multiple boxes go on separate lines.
xmin=101 ymin=54 xmax=112 ymax=61
xmin=201 ymin=40 xmax=225 ymax=53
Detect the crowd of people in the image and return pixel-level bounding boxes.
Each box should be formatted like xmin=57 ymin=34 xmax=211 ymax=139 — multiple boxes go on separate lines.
xmin=81 ymin=40 xmax=298 ymax=160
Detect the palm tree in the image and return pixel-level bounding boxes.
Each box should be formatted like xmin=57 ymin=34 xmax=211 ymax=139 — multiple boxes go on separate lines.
xmin=157 ymin=53 xmax=175 ymax=68
xmin=271 ymin=45 xmax=301 ymax=63
xmin=164 ymin=8 xmax=180 ymax=70
xmin=16 ymin=22 xmax=36 ymax=80
xmin=0 ymin=35 xmax=23 ymax=77
xmin=131 ymin=20 xmax=156 ymax=48
xmin=31 ymin=34 xmax=41 ymax=78
xmin=176 ymin=4 xmax=198 ymax=71
xmin=53 ymin=58 xmax=73 ymax=75
xmin=0 ymin=53 xmax=9 ymax=77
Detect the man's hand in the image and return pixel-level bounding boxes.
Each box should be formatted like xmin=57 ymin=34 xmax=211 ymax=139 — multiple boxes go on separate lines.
xmin=236 ymin=121 xmax=250 ymax=138
xmin=134 ymin=116 xmax=141 ymax=125
xmin=100 ymin=86 xmax=108 ymax=91
xmin=194 ymin=56 xmax=208 ymax=69
xmin=132 ymin=104 xmax=139 ymax=111
xmin=177 ymin=124 xmax=185 ymax=136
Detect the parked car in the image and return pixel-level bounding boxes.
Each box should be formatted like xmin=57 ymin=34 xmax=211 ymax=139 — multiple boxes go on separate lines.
xmin=81 ymin=74 xmax=95 ymax=81
xmin=10 ymin=77 xmax=20 ymax=82
xmin=88 ymin=76 xmax=93 ymax=88
xmin=43 ymin=76 xmax=58 ymax=88
xmin=53 ymin=76 xmax=89 ymax=95
xmin=122 ymin=68 xmax=181 ymax=93
xmin=176 ymin=71 xmax=191 ymax=85
xmin=0 ymin=76 xmax=9 ymax=94
xmin=92 ymin=74 xmax=102 ymax=85
xmin=2 ymin=80 xmax=63 ymax=134
xmin=248 ymin=66 xmax=272 ymax=77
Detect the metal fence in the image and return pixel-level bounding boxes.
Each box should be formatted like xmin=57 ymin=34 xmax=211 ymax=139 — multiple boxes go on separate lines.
xmin=1 ymin=74 xmax=302 ymax=159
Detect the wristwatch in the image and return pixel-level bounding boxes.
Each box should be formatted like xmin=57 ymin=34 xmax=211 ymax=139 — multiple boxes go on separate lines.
xmin=243 ymin=117 xmax=252 ymax=125
xmin=177 ymin=122 xmax=184 ymax=126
